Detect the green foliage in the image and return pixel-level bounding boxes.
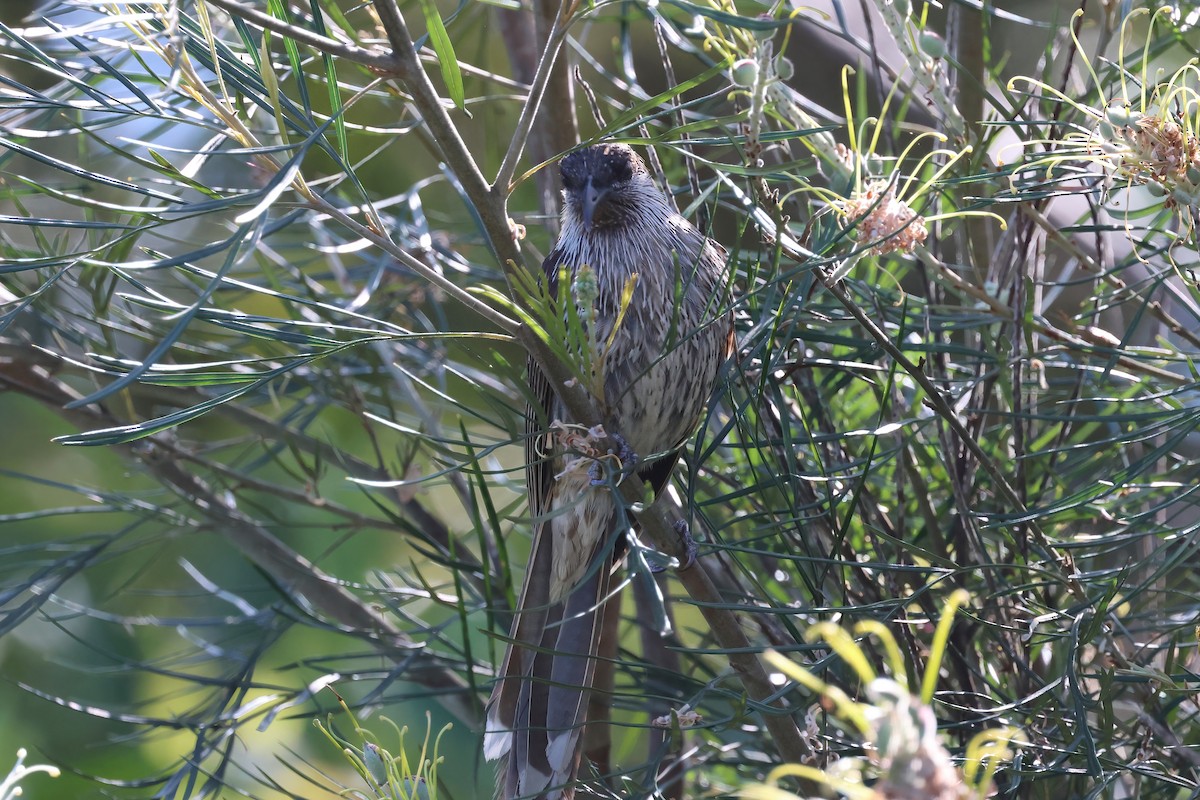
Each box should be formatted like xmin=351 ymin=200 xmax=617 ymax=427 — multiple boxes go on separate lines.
xmin=3 ymin=1 xmax=1200 ymax=799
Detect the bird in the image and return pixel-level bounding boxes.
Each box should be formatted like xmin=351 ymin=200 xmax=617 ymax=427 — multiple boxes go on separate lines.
xmin=485 ymin=142 xmax=734 ymax=800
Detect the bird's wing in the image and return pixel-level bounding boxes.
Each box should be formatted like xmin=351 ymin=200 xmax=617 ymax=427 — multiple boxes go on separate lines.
xmin=485 ymin=247 xmax=566 ymax=763
xmin=633 ymin=236 xmax=733 ymax=492
xmin=525 ymin=246 xmax=564 ymax=542
xmin=700 ymin=237 xmax=736 ymax=362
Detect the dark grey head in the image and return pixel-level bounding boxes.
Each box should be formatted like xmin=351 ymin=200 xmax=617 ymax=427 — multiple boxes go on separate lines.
xmin=559 ymin=143 xmax=649 ymax=230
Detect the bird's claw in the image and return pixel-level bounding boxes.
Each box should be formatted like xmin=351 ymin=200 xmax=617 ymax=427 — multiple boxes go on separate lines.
xmin=587 ymin=432 xmax=639 ymax=486
xmin=650 ymin=520 xmax=699 ymax=573
xmin=614 ymin=433 xmax=638 ymax=469
xmin=674 ymin=520 xmax=699 ymax=570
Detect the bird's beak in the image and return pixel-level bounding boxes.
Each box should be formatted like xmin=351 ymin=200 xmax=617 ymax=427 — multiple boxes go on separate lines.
xmin=581 ymin=180 xmax=608 ymax=229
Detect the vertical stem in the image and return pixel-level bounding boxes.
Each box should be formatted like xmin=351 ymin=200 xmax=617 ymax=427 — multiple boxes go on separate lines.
xmin=533 ymin=0 xmax=579 ymax=155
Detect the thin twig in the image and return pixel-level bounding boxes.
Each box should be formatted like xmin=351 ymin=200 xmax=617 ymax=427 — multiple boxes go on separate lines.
xmin=916 ymin=247 xmax=1187 ymax=386
xmin=654 ymin=19 xmax=697 ymax=223
xmin=70 ymin=362 xmax=490 ymax=595
xmin=494 ymin=0 xmax=576 ymax=194
xmin=1019 ymin=204 xmax=1200 ymax=350
xmin=202 ymin=0 xmax=403 ymax=73
xmin=574 ymin=64 xmax=607 ymax=129
xmin=626 ymin=504 xmax=816 ymax=764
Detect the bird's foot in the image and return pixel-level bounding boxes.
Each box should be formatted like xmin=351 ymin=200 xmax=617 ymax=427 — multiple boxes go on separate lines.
xmin=673 ymin=520 xmax=699 ymax=570
xmin=650 ymin=520 xmax=699 ymax=573
xmin=588 ymin=432 xmax=639 ymax=486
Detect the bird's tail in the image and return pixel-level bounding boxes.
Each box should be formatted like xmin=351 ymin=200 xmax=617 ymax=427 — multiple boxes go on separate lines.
xmin=487 ymin=552 xmax=617 ymax=800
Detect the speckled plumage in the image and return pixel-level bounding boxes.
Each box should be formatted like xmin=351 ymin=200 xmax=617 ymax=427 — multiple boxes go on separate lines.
xmin=486 ymin=143 xmax=733 ymax=800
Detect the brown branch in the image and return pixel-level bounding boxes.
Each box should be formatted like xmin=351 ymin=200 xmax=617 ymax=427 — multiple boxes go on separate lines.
xmin=531 ymin=0 xmax=579 ymax=158
xmin=2 ymin=344 xmax=497 ymax=607
xmin=916 ymin=246 xmax=1187 ymax=386
xmin=205 ymin=390 xmax=484 ymax=579
xmin=1019 ymin=203 xmax=1200 ymax=351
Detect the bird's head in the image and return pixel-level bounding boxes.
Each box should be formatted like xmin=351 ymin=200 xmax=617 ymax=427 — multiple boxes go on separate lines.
xmin=559 ymin=143 xmax=651 ymax=230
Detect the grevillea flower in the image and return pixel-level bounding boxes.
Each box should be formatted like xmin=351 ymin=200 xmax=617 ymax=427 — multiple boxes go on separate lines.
xmin=835 ymin=179 xmax=930 ymax=256
xmin=1008 ymin=8 xmax=1200 ymax=239
xmin=793 ymin=68 xmax=990 ymax=264
xmin=740 ymin=592 xmax=1023 ymax=800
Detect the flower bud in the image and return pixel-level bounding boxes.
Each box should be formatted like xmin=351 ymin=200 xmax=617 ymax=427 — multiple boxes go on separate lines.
xmin=363 ymin=743 xmax=389 ymax=786
xmin=572 ymin=263 xmax=597 ymax=308
xmin=731 ymin=58 xmax=759 ymax=87
xmin=918 ymin=32 xmax=946 ymax=59
xmin=775 ymin=56 xmax=794 ymax=81
xmin=1105 ymin=103 xmax=1141 ymax=129
xmin=401 ymin=777 xmax=432 ymax=799
xmin=754 ymin=13 xmax=776 ymax=40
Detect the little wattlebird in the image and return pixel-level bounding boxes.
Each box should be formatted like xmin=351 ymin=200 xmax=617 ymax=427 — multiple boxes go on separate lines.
xmin=485 ymin=143 xmax=734 ymax=799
